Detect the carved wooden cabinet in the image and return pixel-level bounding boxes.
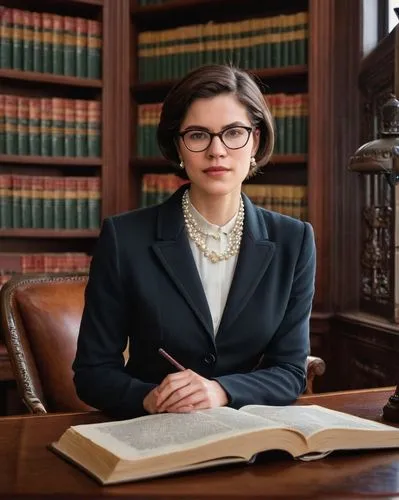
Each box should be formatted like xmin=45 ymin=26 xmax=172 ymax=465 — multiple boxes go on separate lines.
xmin=331 ymin=25 xmax=399 ymax=392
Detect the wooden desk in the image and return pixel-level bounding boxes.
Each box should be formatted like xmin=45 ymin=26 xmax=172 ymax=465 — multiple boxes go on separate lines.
xmin=0 ymin=387 xmax=398 ymax=498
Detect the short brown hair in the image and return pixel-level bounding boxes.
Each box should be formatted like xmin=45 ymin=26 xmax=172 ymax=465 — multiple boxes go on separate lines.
xmin=157 ymin=64 xmax=275 ymax=176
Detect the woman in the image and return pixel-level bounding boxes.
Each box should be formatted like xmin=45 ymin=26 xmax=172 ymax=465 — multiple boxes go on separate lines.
xmin=73 ymin=64 xmax=316 ymax=419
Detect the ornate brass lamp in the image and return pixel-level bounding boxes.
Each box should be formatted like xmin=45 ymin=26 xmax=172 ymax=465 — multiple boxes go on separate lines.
xmin=348 ymin=95 xmax=399 ymax=422
xmin=348 ymin=95 xmax=399 ymax=322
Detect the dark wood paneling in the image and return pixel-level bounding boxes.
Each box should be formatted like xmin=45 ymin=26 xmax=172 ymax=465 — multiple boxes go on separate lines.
xmin=102 ymin=0 xmax=132 ymax=216
xmin=308 ymin=0 xmax=362 ymax=313
xmin=332 ymin=313 xmax=399 ymax=390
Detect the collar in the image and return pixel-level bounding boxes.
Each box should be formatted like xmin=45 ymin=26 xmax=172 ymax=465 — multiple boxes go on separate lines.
xmin=187 ymin=191 xmax=239 ymax=236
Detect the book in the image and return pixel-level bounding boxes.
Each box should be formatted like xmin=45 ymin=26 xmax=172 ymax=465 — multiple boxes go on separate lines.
xmin=51 ymin=404 xmax=399 ymax=485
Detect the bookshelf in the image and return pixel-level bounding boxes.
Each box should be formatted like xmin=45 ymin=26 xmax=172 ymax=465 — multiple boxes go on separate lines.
xmin=0 ymin=0 xmax=106 ymax=282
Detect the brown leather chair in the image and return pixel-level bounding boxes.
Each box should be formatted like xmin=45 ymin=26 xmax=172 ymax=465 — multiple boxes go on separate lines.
xmin=0 ymin=273 xmax=326 ymax=415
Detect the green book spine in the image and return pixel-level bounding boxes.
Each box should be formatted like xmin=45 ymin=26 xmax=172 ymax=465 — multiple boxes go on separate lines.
xmin=0 ymin=95 xmax=5 ymax=154
xmin=138 ymin=31 xmax=152 ymax=82
xmin=53 ymin=177 xmax=65 ymax=229
xmin=87 ymin=20 xmax=102 ymax=79
xmin=285 ymin=94 xmax=294 ymax=154
xmin=88 ymin=176 xmax=101 ymax=229
xmin=271 ymin=16 xmax=281 ymax=68
xmin=51 ymin=97 xmax=64 ymax=156
xmin=87 ymin=100 xmax=101 ymax=157
xmin=63 ymin=16 xmax=76 ymax=76
xmin=286 ymin=14 xmax=296 ymax=66
xmin=64 ymin=176 xmax=77 ymax=229
xmin=12 ymin=8 xmax=23 ymax=70
xmin=31 ymin=176 xmax=44 ymax=228
xmin=293 ymin=94 xmax=301 ymax=154
xmin=12 ymin=174 xmax=22 ymax=228
xmin=5 ymin=95 xmax=18 ymax=155
xmin=275 ymin=94 xmax=285 ymax=154
xmin=22 ymin=10 xmax=33 ymax=71
xmin=0 ymin=174 xmax=12 ymax=228
xmin=43 ymin=176 xmax=54 ymax=229
xmin=64 ymin=99 xmax=76 ymax=157
xmin=17 ymin=96 xmax=29 ymax=155
xmin=262 ymin=18 xmax=271 ymax=68
xmin=32 ymin=11 xmax=42 ymax=72
xmin=42 ymin=12 xmax=53 ymax=73
xmin=28 ymin=98 xmax=41 ymax=155
xmin=0 ymin=8 xmax=12 ymax=68
xmin=52 ymin=14 xmax=64 ymax=75
xmin=40 ymin=98 xmax=52 ymax=156
xmin=76 ymin=177 xmax=88 ymax=229
xmin=296 ymin=12 xmax=308 ymax=65
xmin=143 ymin=104 xmax=151 ymax=156
xmin=137 ymin=105 xmax=143 ymax=156
xmin=75 ymin=99 xmax=88 ymax=156
xmin=76 ymin=18 xmax=88 ymax=78
xmin=281 ymin=15 xmax=290 ymax=67
xmin=140 ymin=174 xmax=148 ymax=207
xmin=301 ymin=95 xmax=308 ymax=153
xmin=20 ymin=175 xmax=32 ymax=228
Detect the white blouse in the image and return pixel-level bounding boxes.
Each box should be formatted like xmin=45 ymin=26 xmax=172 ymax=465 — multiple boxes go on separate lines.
xmin=186 ymin=201 xmax=239 ymax=335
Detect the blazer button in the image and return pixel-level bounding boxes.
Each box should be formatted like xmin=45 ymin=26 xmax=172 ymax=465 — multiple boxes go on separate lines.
xmin=204 ymin=353 xmax=216 ymax=365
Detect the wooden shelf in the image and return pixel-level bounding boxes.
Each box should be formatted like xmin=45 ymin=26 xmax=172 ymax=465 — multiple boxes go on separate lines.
xmin=41 ymin=0 xmax=104 ymax=5
xmin=0 ymin=0 xmax=103 ymax=9
xmin=0 ymin=229 xmax=100 ymax=239
xmin=132 ymin=155 xmax=307 ymax=171
xmin=0 ymin=69 xmax=102 ymax=88
xmin=131 ymin=0 xmax=222 ymax=13
xmin=64 ymin=0 xmax=103 ymax=4
xmin=268 ymin=154 xmax=307 ymax=164
xmin=0 ymin=155 xmax=102 ymax=167
xmin=131 ymin=0 xmax=307 ymax=26
xmin=132 ymin=66 xmax=308 ymax=101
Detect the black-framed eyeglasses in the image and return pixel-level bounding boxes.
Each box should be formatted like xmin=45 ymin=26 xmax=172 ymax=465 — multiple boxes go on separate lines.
xmin=179 ymin=126 xmax=253 ymax=152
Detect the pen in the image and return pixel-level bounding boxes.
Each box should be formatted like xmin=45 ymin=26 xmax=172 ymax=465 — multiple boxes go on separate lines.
xmin=158 ymin=348 xmax=185 ymax=371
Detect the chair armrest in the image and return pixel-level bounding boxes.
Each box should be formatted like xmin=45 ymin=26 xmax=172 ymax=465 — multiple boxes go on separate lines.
xmin=305 ymin=355 xmax=326 ymax=395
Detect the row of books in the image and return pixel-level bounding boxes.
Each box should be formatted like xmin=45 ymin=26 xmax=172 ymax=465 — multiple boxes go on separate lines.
xmin=0 ymin=95 xmax=101 ymax=157
xmin=0 ymin=7 xmax=102 ymax=79
xmin=241 ymin=184 xmax=307 ymax=220
xmin=0 ymin=174 xmax=101 ymax=230
xmin=267 ymin=93 xmax=308 ymax=154
xmin=138 ymin=12 xmax=308 ymax=82
xmin=137 ymin=93 xmax=308 ymax=157
xmin=141 ymin=174 xmax=188 ymax=207
xmin=138 ymin=0 xmax=168 ymax=5
xmin=0 ymin=252 xmax=91 ymax=274
xmin=140 ymin=174 xmax=307 ymax=220
xmin=0 ymin=252 xmax=91 ymax=289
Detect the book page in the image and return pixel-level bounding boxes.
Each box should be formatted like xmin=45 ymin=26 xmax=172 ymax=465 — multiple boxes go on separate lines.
xmin=73 ymin=407 xmax=282 ymax=460
xmin=240 ymin=405 xmax=393 ymax=439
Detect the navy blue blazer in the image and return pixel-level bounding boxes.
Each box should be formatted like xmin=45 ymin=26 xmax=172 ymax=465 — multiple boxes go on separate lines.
xmin=73 ymin=185 xmax=316 ymax=418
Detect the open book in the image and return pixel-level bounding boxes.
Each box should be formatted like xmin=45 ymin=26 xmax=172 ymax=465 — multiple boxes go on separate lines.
xmin=51 ymin=404 xmax=399 ymax=485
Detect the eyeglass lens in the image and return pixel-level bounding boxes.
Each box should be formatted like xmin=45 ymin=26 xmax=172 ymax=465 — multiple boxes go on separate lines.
xmin=182 ymin=126 xmax=251 ymax=151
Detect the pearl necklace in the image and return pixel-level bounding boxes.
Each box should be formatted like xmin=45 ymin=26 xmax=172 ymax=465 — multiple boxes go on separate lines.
xmin=182 ymin=190 xmax=245 ymax=263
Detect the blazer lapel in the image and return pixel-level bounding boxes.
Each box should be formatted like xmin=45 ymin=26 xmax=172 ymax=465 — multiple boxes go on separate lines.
xmin=152 ymin=186 xmax=214 ymax=340
xmin=218 ymin=195 xmax=276 ymax=334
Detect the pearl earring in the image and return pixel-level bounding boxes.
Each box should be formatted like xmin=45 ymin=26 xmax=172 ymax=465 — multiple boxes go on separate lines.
xmin=250 ymin=156 xmax=257 ymax=168
xmin=179 ymin=160 xmax=185 ymax=169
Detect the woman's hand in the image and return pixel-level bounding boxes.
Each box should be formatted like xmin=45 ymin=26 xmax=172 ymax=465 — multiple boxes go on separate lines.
xmin=143 ymin=386 xmax=161 ymax=414
xmin=155 ymin=370 xmax=228 ymax=413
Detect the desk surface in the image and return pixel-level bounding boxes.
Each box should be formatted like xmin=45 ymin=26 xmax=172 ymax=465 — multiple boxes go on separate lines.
xmin=0 ymin=387 xmax=398 ymax=499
